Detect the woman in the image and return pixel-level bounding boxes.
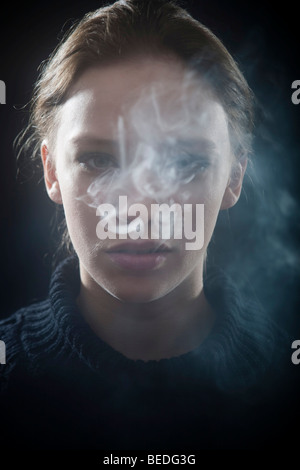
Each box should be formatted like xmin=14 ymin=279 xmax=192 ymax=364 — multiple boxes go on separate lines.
xmin=0 ymin=0 xmax=291 ymax=449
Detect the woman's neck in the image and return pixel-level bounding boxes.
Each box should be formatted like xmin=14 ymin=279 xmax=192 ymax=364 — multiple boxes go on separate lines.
xmin=76 ymin=263 xmax=215 ymax=361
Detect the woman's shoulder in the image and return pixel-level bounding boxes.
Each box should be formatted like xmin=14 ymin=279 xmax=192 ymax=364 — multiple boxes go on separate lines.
xmin=202 ymin=265 xmax=292 ymax=394
xmin=0 ymin=298 xmax=51 ymax=337
xmin=0 ymin=299 xmax=51 ymax=388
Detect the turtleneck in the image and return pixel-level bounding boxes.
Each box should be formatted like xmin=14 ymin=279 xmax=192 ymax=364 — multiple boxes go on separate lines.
xmin=0 ymin=256 xmax=291 ymax=449
xmin=1 ymin=256 xmax=279 ymax=391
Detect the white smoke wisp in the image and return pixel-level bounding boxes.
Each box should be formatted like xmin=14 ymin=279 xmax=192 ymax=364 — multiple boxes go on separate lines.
xmin=75 ymin=70 xmax=232 ymax=243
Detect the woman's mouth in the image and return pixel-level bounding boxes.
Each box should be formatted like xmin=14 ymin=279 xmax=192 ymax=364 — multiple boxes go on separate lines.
xmin=105 ymin=241 xmax=172 ymax=271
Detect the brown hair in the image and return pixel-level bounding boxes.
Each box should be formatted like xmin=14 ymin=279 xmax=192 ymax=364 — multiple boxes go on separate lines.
xmin=17 ymin=0 xmax=254 ymax=257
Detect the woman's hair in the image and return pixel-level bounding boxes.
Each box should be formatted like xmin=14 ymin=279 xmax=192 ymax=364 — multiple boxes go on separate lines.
xmin=17 ymin=0 xmax=255 ymax=257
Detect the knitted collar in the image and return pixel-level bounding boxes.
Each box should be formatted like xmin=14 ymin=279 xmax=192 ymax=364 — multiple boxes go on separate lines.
xmin=25 ymin=257 xmax=276 ymax=392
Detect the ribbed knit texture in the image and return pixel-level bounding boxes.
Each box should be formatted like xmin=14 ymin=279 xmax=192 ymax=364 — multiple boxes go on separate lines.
xmin=0 ymin=257 xmax=288 ymax=449
xmin=0 ymin=257 xmax=278 ymax=387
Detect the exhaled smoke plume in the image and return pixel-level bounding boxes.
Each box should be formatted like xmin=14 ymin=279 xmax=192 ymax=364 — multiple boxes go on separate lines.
xmin=76 ymin=69 xmax=232 ymax=246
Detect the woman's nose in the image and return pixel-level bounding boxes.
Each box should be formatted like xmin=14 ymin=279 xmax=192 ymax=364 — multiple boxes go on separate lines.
xmin=117 ymin=191 xmax=158 ymax=227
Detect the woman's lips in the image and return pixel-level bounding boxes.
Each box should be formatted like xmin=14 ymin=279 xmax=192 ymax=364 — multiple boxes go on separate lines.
xmin=105 ymin=241 xmax=172 ymax=271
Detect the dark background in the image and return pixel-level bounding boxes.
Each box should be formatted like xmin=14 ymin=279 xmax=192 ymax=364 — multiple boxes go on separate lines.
xmin=0 ymin=1 xmax=299 ymax=329
xmin=0 ymin=0 xmax=299 ymax=451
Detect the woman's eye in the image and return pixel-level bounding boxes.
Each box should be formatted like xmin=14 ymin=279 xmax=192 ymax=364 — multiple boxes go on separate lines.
xmin=177 ymin=155 xmax=208 ymax=171
xmin=78 ymin=153 xmax=118 ymax=171
xmin=168 ymin=153 xmax=210 ymax=180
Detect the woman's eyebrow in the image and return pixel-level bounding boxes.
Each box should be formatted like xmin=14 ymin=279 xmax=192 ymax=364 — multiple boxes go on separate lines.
xmin=68 ymin=135 xmax=219 ymax=156
xmin=69 ymin=135 xmax=118 ymax=148
xmin=174 ymin=138 xmax=218 ymax=152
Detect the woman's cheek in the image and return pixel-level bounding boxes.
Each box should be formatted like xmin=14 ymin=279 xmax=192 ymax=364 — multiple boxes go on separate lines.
xmin=58 ymin=174 xmax=99 ymax=248
xmin=183 ymin=180 xmax=227 ymax=250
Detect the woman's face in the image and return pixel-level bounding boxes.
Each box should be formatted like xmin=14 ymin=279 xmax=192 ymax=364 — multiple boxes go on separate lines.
xmin=42 ymin=58 xmax=245 ymax=302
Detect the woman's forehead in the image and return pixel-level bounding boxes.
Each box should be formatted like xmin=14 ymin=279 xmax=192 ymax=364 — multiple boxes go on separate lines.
xmin=56 ymin=59 xmax=230 ymax=153
xmin=69 ymin=57 xmax=187 ymax=95
xmin=66 ymin=58 xmax=216 ymax=111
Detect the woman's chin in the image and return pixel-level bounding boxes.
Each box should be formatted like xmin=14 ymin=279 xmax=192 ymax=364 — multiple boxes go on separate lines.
xmin=102 ymin=282 xmax=170 ymax=304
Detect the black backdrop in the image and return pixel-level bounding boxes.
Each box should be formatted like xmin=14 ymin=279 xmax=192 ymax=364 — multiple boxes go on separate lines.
xmin=0 ymin=0 xmax=299 ymax=358
xmin=0 ymin=0 xmax=300 ymax=453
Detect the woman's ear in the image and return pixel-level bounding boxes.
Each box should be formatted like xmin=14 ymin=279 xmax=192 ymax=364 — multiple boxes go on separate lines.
xmin=220 ymin=157 xmax=247 ymax=210
xmin=41 ymin=140 xmax=63 ymax=204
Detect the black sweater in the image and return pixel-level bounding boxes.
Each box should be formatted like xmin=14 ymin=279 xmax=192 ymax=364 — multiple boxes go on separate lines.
xmin=0 ymin=257 xmax=295 ymax=449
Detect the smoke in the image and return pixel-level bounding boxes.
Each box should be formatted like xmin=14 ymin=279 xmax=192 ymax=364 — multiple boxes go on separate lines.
xmin=223 ymin=149 xmax=300 ymax=322
xmin=210 ymin=28 xmax=300 ymax=330
xmin=76 ymin=70 xmax=226 ymax=242
xmin=78 ymin=70 xmax=216 ymax=207
xmin=74 ymin=43 xmax=300 ymax=331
